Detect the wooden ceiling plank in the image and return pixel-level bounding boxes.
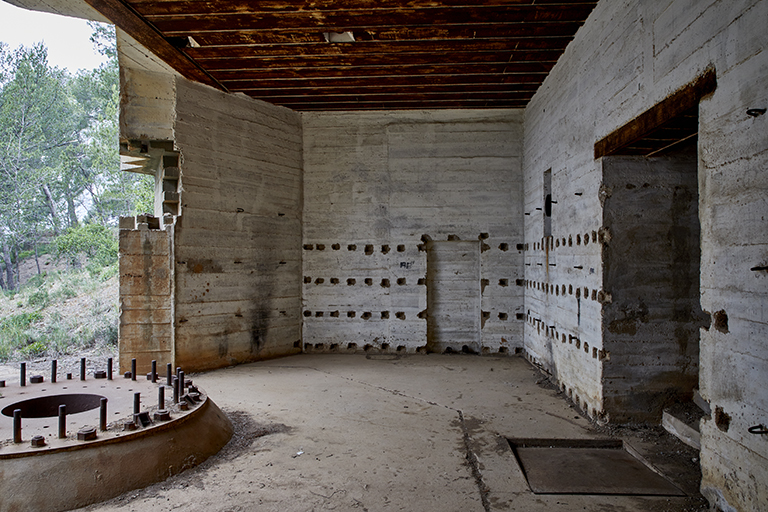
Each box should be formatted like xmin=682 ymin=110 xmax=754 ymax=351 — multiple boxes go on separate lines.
xmin=82 ymin=0 xmax=226 ymax=91
xmin=190 ymin=27 xmax=583 ymax=45
xmin=252 ymin=94 xmax=531 ymax=105
xmin=131 ymin=0 xmax=598 ymax=16
xmin=232 ymin=84 xmax=540 ymax=96
xmin=145 ymin=6 xmax=598 ymax=33
xmin=209 ymin=63 xmax=554 ymax=80
xmin=196 ymin=53 xmax=560 ymax=70
xmin=186 ymin=44 xmax=566 ymax=60
xmin=279 ymin=100 xmax=530 ymax=110
xmin=221 ymin=73 xmax=545 ymax=89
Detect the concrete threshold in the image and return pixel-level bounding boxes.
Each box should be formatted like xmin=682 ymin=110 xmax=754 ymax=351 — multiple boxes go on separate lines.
xmin=77 ymin=354 xmax=708 ymax=512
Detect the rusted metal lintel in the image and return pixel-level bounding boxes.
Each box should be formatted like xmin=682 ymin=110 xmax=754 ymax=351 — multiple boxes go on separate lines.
xmin=594 ymin=68 xmax=717 ymax=159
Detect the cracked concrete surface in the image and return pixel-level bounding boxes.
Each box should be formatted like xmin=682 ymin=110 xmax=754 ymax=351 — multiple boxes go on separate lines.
xmin=78 ymin=354 xmax=707 ymax=511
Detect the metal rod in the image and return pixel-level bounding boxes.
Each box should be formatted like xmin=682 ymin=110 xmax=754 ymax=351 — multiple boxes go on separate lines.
xmin=107 ymin=357 xmax=113 ymax=380
xmin=58 ymin=404 xmax=67 ymax=439
xmin=151 ymin=360 xmax=157 ymax=383
xmin=131 ymin=359 xmax=137 ymax=381
xmin=80 ymin=357 xmax=86 ymax=381
xmin=173 ymin=376 xmax=179 ymax=403
xmin=100 ymin=398 xmax=108 ymax=431
xmin=13 ymin=409 xmax=22 ymax=443
xmin=158 ymin=386 xmax=165 ymax=409
xmin=179 ymin=370 xmax=185 ymax=395
xmin=134 ymin=392 xmax=140 ymax=415
xmin=20 ymin=362 xmax=26 ymax=387
xmin=51 ymin=359 xmax=57 ymax=383
xmin=167 ymin=363 xmax=173 ymax=386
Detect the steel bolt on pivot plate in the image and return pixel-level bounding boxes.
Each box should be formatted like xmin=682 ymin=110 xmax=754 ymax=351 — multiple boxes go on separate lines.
xmin=154 ymin=410 xmax=171 ymax=421
xmin=178 ymin=401 xmax=189 ymax=411
xmin=30 ymin=375 xmax=43 ymax=384
xmin=123 ymin=420 xmax=138 ymax=431
xmin=31 ymin=435 xmax=46 ymax=447
xmin=77 ymin=426 xmax=97 ymax=441
xmin=94 ymin=370 xmax=107 ymax=379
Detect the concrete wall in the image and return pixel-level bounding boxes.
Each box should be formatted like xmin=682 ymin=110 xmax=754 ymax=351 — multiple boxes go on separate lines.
xmin=301 ymin=110 xmax=524 ymax=353
xmin=523 ymin=0 xmax=768 ymax=510
xmin=118 ymin=225 xmax=174 ymax=374
xmin=172 ymin=79 xmax=304 ymax=371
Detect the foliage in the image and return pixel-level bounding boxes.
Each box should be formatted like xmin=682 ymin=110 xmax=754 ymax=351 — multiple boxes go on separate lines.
xmin=0 ymin=268 xmax=118 ymax=361
xmin=54 ymin=223 xmax=117 ymax=268
xmin=0 ymin=25 xmax=153 ymax=292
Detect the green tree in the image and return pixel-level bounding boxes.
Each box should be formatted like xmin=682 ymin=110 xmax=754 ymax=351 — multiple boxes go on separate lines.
xmin=0 ymin=43 xmax=77 ymax=288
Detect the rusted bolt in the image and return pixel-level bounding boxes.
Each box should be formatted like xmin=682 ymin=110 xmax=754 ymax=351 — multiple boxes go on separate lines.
xmin=135 ymin=411 xmax=152 ymax=427
xmin=151 ymin=360 xmax=157 ymax=383
xmin=124 ymin=371 xmax=131 ymax=379
xmin=30 ymin=375 xmax=44 ymax=384
xmin=134 ymin=392 xmax=141 ymax=415
xmin=94 ymin=370 xmax=107 ymax=379
xmin=31 ymin=435 xmax=46 ymax=448
xmin=123 ymin=420 xmax=137 ymax=431
xmin=178 ymin=401 xmax=189 ymax=411
xmin=131 ymin=359 xmax=137 ymax=381
xmin=173 ymin=376 xmax=179 ymax=403
xmin=66 ymin=373 xmax=72 ymax=380
xmin=77 ymin=426 xmax=97 ymax=441
xmin=20 ymin=362 xmax=26 ymax=387
xmin=0 ymin=380 xmax=5 ymax=388
xmin=100 ymin=398 xmax=108 ymax=431
xmin=13 ymin=409 xmax=22 ymax=443
xmin=58 ymin=405 xmax=66 ymax=439
xmin=158 ymin=386 xmax=165 ymax=409
xmin=166 ymin=363 xmax=173 ymax=386
xmin=154 ymin=409 xmax=171 ymax=421
xmin=80 ymin=357 xmax=86 ymax=381
xmin=107 ymin=358 xmax=113 ymax=380
xmin=51 ymin=360 xmax=57 ymax=383
xmin=179 ymin=371 xmax=185 ymax=393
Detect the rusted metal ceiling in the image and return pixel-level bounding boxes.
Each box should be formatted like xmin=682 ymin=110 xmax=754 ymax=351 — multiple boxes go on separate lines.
xmin=85 ymin=0 xmax=599 ymax=111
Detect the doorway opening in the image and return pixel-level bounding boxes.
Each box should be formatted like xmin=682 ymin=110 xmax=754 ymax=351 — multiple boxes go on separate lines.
xmin=597 ymin=71 xmax=715 ymax=421
xmin=425 ymin=240 xmax=481 ymax=354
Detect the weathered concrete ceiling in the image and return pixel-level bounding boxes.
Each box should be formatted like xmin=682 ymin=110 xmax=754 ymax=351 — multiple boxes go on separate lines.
xmin=82 ymin=0 xmax=598 ymax=111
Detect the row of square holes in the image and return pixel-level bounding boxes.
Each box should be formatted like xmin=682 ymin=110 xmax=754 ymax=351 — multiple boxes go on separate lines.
xmin=304 ymin=277 xmax=513 ymax=287
xmin=527 ymin=231 xmax=601 ymax=251
xmin=303 ymin=242 xmax=516 ymax=253
xmin=303 ymin=310 xmax=523 ymax=321
xmin=525 ymin=280 xmax=603 ymax=302
xmin=305 ymin=343 xmax=514 ymax=355
xmin=528 ymin=315 xmax=608 ymax=361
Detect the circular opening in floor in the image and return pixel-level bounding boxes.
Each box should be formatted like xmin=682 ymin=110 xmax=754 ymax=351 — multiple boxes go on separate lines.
xmin=1 ymin=394 xmax=106 ymax=418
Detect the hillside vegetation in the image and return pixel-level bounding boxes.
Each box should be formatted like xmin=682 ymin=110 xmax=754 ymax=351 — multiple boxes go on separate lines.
xmin=1 ymin=24 xmax=150 ymax=361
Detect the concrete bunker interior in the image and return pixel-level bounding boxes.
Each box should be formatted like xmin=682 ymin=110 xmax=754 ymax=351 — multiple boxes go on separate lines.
xmin=2 ymin=1 xmax=767 ymax=511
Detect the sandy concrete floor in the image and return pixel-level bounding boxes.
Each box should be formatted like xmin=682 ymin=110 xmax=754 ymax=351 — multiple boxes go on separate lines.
xmin=77 ymin=354 xmax=707 ymax=512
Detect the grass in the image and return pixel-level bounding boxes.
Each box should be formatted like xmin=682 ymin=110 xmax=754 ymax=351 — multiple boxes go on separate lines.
xmin=0 ymin=263 xmax=118 ymax=362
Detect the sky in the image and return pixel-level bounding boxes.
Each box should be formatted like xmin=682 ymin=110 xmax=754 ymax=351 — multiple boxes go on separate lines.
xmin=0 ymin=1 xmax=108 ymax=72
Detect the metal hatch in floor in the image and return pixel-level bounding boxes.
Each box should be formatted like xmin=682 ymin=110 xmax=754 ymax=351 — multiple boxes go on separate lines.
xmin=508 ymin=438 xmax=686 ymax=496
